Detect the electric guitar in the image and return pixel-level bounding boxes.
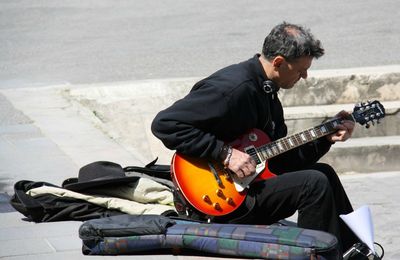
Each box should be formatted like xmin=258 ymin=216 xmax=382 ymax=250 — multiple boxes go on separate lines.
xmin=171 ymin=100 xmax=385 ymax=217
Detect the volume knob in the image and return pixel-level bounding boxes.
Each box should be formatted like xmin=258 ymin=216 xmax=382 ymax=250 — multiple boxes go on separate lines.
xmin=202 ymin=195 xmax=211 ymax=204
xmin=216 ymin=189 xmax=224 ymax=198
xmin=226 ymin=197 xmax=235 ymax=206
xmin=213 ymin=203 xmax=221 ymax=210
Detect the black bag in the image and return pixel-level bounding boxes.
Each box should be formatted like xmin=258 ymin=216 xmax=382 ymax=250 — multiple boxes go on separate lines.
xmin=10 ymin=159 xmax=175 ymax=222
xmin=10 ymin=180 xmax=124 ymax=222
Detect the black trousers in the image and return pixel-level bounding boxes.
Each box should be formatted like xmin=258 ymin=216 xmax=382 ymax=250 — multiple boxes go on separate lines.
xmin=224 ymin=163 xmax=360 ymax=253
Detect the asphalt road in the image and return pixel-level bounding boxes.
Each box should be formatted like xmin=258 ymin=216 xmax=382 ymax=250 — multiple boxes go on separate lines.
xmin=0 ymin=0 xmax=399 ymax=88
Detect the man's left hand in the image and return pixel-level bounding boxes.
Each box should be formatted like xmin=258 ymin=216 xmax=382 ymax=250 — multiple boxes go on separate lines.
xmin=326 ymin=110 xmax=355 ymax=143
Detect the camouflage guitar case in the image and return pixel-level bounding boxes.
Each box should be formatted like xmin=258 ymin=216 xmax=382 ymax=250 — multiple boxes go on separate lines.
xmin=79 ymin=214 xmax=341 ymax=259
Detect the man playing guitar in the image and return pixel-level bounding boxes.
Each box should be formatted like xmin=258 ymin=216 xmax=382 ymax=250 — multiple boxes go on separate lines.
xmin=152 ymin=22 xmax=364 ymax=255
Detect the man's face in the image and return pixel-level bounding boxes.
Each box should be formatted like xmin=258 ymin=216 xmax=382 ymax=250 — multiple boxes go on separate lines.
xmin=274 ymin=56 xmax=313 ymax=90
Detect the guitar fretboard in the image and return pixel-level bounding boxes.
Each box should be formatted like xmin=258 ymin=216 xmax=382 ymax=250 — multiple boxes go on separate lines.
xmin=252 ymin=115 xmax=354 ymax=162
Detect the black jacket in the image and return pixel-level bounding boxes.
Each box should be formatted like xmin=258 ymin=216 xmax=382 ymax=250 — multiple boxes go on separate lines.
xmin=152 ymin=55 xmax=332 ymax=174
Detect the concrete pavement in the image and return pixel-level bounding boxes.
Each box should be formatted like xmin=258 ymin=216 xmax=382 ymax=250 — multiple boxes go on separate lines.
xmin=0 ymin=74 xmax=399 ymax=259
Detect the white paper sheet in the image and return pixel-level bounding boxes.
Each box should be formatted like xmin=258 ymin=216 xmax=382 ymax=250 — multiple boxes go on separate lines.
xmin=340 ymin=205 xmax=375 ymax=253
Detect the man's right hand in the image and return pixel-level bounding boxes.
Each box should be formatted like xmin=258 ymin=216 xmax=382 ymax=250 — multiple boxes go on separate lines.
xmin=226 ymin=148 xmax=256 ymax=178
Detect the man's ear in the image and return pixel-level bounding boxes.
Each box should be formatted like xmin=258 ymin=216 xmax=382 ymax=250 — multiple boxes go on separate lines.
xmin=272 ymin=56 xmax=285 ymax=68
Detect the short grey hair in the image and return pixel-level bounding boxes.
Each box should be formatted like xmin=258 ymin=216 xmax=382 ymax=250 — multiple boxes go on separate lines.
xmin=262 ymin=22 xmax=324 ymax=61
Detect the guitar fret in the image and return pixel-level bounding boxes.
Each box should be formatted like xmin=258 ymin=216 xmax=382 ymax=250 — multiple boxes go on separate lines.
xmin=296 ymin=134 xmax=303 ymax=145
xmin=295 ymin=134 xmax=302 ymax=145
xmin=285 ymin=139 xmax=290 ymax=149
xmin=288 ymin=137 xmax=294 ymax=147
xmin=306 ymin=130 xmax=312 ymax=140
xmin=284 ymin=138 xmax=289 ymax=147
xmin=283 ymin=139 xmax=289 ymax=149
xmin=289 ymin=138 xmax=294 ymax=147
xmin=266 ymin=147 xmax=274 ymax=157
xmin=277 ymin=141 xmax=284 ymax=152
xmin=280 ymin=140 xmax=287 ymax=151
xmin=261 ymin=144 xmax=272 ymax=159
xmin=310 ymin=129 xmax=316 ymax=138
xmin=283 ymin=139 xmax=290 ymax=149
xmin=282 ymin=138 xmax=288 ymax=149
xmin=317 ymin=126 xmax=324 ymax=136
xmin=260 ymin=149 xmax=268 ymax=160
xmin=257 ymin=108 xmax=361 ymax=161
xmin=272 ymin=144 xmax=279 ymax=154
xmin=314 ymin=127 xmax=321 ymax=137
xmin=327 ymin=119 xmax=339 ymax=132
xmin=291 ymin=135 xmax=297 ymax=146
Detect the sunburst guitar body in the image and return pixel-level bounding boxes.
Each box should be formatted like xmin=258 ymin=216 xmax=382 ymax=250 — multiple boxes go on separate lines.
xmin=171 ymin=129 xmax=276 ymax=216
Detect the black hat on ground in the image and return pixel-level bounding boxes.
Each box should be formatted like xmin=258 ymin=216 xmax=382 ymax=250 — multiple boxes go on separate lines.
xmin=62 ymin=161 xmax=139 ymax=192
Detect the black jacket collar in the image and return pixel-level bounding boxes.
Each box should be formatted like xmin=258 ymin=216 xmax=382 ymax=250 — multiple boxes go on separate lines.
xmin=249 ymin=54 xmax=280 ymax=94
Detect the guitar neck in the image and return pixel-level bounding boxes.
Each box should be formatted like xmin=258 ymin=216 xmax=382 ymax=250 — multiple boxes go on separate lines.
xmin=255 ymin=114 xmax=355 ymax=161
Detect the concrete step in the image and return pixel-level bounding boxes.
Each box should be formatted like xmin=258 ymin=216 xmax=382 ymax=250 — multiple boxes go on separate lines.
xmin=321 ymin=135 xmax=400 ymax=173
xmin=279 ymin=66 xmax=400 ymax=106
xmin=284 ymin=101 xmax=400 ymax=138
xmin=284 ymin=102 xmax=400 ymax=173
xmin=63 ymin=72 xmax=400 ymax=173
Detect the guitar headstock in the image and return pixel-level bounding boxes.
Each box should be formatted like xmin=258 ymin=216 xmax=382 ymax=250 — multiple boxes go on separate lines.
xmin=353 ymin=100 xmax=385 ymax=128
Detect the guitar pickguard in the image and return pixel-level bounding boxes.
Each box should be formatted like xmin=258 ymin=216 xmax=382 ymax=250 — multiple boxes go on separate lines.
xmin=232 ymin=160 xmax=266 ymax=192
